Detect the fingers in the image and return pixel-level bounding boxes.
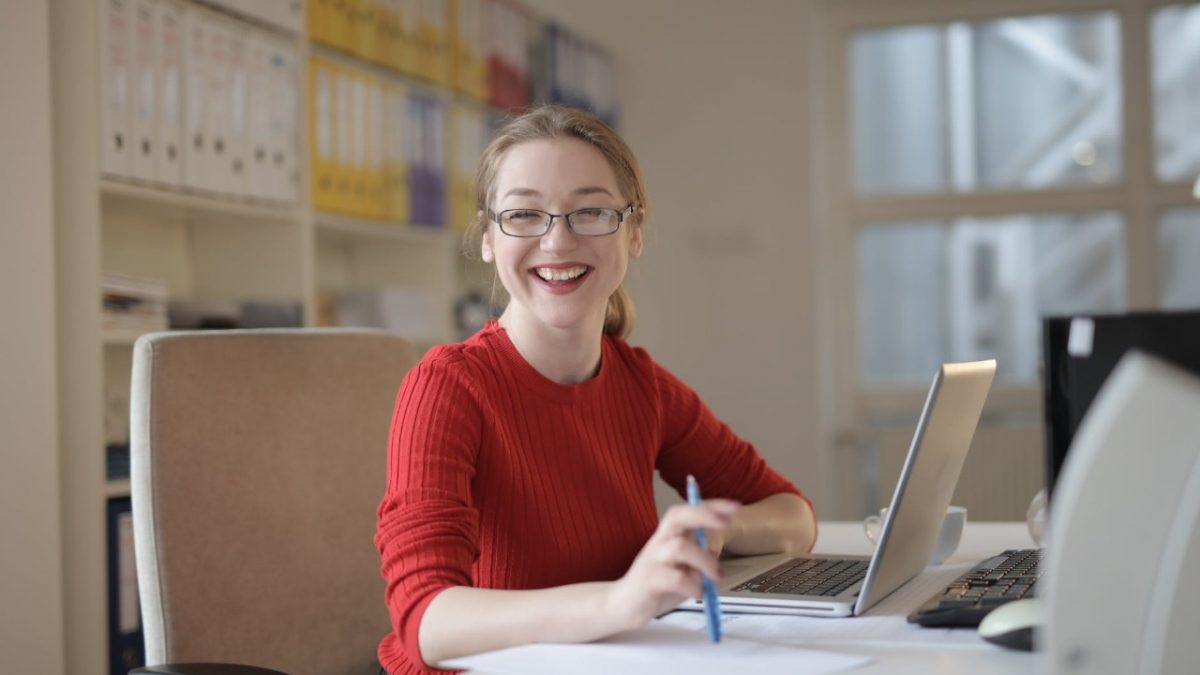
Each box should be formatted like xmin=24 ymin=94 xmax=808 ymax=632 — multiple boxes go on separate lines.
xmin=656 ymin=533 xmax=722 ymax=582
xmin=661 ymin=567 xmax=703 ymax=601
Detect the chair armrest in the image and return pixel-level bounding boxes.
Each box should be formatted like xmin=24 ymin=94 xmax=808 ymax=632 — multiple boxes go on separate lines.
xmin=129 ymin=664 xmax=289 ymax=675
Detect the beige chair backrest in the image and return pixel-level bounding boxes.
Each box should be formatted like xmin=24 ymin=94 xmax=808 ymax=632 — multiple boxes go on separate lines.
xmin=130 ymin=329 xmax=417 ymax=675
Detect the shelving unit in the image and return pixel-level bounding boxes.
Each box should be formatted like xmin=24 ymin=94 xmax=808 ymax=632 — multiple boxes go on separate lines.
xmin=46 ymin=1 xmax=619 ymax=672
xmin=99 ymin=178 xmax=301 ymax=222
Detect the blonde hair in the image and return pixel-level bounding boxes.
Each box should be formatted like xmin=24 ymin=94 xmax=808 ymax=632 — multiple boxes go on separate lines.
xmin=468 ymin=106 xmax=647 ymax=339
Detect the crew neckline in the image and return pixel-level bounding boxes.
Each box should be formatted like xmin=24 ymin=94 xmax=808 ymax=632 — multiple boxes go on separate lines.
xmin=482 ymin=319 xmax=611 ymax=403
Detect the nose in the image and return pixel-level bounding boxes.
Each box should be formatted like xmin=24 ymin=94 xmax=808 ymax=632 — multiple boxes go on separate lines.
xmin=540 ymin=216 xmax=579 ymax=252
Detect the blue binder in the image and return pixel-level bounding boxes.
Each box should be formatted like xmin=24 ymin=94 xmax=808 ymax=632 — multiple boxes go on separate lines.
xmin=107 ymin=497 xmax=144 ymax=675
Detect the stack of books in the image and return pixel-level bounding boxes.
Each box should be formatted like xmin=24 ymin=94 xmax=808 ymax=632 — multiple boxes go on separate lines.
xmin=102 ymin=273 xmax=169 ymax=334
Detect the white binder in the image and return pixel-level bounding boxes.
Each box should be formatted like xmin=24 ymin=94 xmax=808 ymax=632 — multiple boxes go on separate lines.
xmin=100 ymin=0 xmax=133 ymax=178
xmin=204 ymin=16 xmax=233 ymax=194
xmin=267 ymin=36 xmax=299 ymax=203
xmin=225 ymin=23 xmax=250 ymax=196
xmin=181 ymin=6 xmax=210 ymax=192
xmin=129 ymin=0 xmax=158 ymax=183
xmin=350 ymin=72 xmax=367 ymax=214
xmin=367 ymin=74 xmax=385 ymax=218
xmin=335 ymin=67 xmax=352 ymax=205
xmin=154 ymin=0 xmax=184 ymax=187
xmin=244 ymin=29 xmax=272 ymax=200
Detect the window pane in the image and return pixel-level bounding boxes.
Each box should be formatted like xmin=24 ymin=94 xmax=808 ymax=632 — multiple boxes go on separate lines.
xmin=1160 ymin=208 xmax=1200 ymax=309
xmin=1152 ymin=4 xmax=1200 ymax=182
xmin=858 ymin=212 xmax=1127 ymax=385
xmin=851 ymin=27 xmax=947 ymax=194
xmin=852 ymin=12 xmax=1122 ymax=195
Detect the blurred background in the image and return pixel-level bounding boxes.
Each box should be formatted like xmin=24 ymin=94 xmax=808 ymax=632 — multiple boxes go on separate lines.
xmin=3 ymin=0 xmax=1199 ymax=673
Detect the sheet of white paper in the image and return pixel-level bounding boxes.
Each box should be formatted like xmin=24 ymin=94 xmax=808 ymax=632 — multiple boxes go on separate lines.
xmin=442 ymin=620 xmax=872 ymax=675
xmin=661 ymin=562 xmax=990 ymax=649
xmin=660 ymin=610 xmax=986 ymax=648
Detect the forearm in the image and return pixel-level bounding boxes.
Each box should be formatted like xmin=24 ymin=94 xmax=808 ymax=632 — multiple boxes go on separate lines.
xmin=418 ymin=582 xmax=626 ymax=667
xmin=723 ymin=492 xmax=817 ymax=556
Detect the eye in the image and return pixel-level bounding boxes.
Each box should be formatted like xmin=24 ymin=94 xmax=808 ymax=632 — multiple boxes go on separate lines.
xmin=506 ymin=210 xmax=543 ymax=222
xmin=572 ymin=208 xmax=607 ymax=223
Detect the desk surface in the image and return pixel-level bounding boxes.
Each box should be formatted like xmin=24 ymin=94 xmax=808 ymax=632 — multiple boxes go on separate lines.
xmin=794 ymin=520 xmax=1039 ymax=674
xmin=464 ymin=521 xmax=1042 ymax=674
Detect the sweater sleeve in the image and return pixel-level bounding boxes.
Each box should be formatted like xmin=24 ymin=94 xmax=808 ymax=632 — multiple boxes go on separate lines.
xmin=375 ymin=355 xmax=482 ymax=669
xmin=653 ymin=362 xmax=809 ymax=510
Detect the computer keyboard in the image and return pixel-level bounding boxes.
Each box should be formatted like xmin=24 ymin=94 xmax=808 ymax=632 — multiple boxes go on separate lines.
xmin=908 ymin=548 xmax=1042 ymax=627
xmin=731 ymin=558 xmax=869 ymax=597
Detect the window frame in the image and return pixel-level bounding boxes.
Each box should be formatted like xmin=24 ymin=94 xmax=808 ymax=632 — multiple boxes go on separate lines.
xmin=809 ymin=0 xmax=1199 ymax=514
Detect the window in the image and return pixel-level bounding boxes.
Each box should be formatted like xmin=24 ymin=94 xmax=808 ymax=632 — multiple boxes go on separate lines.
xmin=1151 ymin=4 xmax=1200 ymax=182
xmin=858 ymin=212 xmax=1126 ymax=385
xmin=1160 ymin=208 xmax=1200 ymax=309
xmin=852 ymin=12 xmax=1122 ymax=195
xmin=817 ymin=1 xmax=1200 ymax=518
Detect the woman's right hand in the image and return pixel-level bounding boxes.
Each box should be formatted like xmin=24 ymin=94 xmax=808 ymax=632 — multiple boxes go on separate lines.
xmin=603 ymin=499 xmax=740 ymax=632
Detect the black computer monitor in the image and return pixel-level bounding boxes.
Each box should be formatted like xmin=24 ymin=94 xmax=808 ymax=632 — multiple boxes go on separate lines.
xmin=1042 ymin=310 xmax=1200 ymax=500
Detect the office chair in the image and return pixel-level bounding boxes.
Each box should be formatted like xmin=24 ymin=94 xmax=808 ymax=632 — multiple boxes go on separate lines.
xmin=128 ymin=329 xmax=417 ymax=675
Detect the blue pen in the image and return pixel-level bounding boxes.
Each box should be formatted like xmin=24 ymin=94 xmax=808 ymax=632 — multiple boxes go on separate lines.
xmin=686 ymin=474 xmax=722 ymax=643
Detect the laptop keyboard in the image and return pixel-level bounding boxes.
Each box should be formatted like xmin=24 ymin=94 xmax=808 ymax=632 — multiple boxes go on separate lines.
xmin=908 ymin=548 xmax=1042 ymax=627
xmin=731 ymin=558 xmax=869 ymax=597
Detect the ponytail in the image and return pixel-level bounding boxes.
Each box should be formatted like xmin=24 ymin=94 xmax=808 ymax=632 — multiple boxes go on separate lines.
xmin=604 ymin=285 xmax=635 ymax=339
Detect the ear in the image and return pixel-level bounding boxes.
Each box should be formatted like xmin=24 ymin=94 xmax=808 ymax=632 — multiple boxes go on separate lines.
xmin=480 ymin=214 xmax=495 ymax=263
xmin=628 ymin=224 xmax=644 ymax=259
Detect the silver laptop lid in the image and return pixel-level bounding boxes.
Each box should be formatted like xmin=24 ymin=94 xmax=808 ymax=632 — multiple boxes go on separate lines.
xmin=853 ymin=359 xmax=996 ymax=615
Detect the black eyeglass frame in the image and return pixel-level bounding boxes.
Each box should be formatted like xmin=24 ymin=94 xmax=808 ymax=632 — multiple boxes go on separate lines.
xmin=487 ymin=203 xmax=637 ymax=238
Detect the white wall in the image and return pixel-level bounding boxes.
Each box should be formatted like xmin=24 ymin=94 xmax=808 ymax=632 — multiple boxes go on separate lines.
xmin=0 ymin=1 xmax=66 ymax=672
xmin=521 ymin=0 xmax=830 ymax=512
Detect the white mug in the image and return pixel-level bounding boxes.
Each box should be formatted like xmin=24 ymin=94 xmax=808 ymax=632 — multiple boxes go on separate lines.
xmin=863 ymin=505 xmax=967 ymax=566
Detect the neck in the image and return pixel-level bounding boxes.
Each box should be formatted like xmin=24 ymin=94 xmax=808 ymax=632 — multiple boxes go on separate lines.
xmin=499 ymin=306 xmax=606 ymax=385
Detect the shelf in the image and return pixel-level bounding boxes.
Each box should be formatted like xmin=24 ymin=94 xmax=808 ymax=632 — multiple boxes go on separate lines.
xmin=100 ymin=178 xmax=301 ymax=224
xmin=315 ymin=212 xmax=460 ymax=245
xmin=104 ymin=479 xmax=131 ymax=499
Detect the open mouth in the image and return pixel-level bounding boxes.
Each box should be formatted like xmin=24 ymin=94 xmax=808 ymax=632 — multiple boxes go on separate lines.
xmin=531 ymin=265 xmax=591 ymax=284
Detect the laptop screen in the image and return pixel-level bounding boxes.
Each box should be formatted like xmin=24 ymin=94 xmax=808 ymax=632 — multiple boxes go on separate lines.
xmin=1042 ymin=310 xmax=1200 ymax=502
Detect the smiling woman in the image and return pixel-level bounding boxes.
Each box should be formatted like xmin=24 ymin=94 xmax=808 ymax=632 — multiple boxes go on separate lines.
xmin=373 ymin=106 xmax=818 ymax=675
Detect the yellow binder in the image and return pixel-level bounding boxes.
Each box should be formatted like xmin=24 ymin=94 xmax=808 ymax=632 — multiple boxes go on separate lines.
xmin=376 ymin=0 xmax=402 ymax=72
xmin=395 ymin=0 xmax=421 ymax=78
xmin=416 ymin=0 xmax=452 ymax=86
xmin=450 ymin=0 xmax=487 ymax=101
xmin=351 ymin=0 xmax=380 ymax=64
xmin=307 ymin=0 xmax=349 ymax=51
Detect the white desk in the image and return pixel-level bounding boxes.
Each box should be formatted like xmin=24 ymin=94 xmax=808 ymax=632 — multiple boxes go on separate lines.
xmin=461 ymin=521 xmax=1041 ymax=674
xmin=769 ymin=520 xmax=1040 ymax=674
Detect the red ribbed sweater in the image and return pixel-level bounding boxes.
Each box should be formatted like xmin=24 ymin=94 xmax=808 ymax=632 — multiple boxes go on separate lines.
xmin=375 ymin=322 xmax=809 ymax=674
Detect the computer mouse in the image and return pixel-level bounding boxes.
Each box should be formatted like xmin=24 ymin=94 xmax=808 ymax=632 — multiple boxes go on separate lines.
xmin=977 ymin=598 xmax=1043 ymax=651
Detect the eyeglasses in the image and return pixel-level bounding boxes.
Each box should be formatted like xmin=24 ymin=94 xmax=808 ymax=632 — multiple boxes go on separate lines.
xmin=488 ymin=204 xmax=636 ymax=238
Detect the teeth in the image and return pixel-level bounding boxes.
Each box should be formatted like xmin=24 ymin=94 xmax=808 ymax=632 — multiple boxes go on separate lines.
xmin=535 ymin=266 xmax=587 ymax=282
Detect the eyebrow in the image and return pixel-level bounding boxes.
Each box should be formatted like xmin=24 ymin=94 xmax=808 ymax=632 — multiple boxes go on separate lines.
xmin=502 ymin=186 xmax=615 ymax=199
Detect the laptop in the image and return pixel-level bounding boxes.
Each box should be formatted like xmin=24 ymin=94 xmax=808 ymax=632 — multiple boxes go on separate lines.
xmin=684 ymin=359 xmax=996 ymax=618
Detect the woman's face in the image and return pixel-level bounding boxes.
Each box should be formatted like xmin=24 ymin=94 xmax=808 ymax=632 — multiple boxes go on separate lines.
xmin=482 ymin=137 xmax=643 ymax=334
